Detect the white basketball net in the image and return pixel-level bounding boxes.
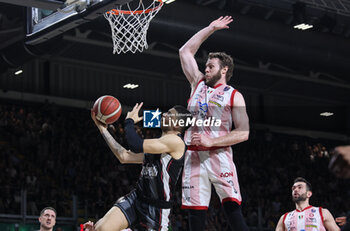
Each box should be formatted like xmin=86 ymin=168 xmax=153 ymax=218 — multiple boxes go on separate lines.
xmin=104 ymin=0 xmax=163 ymax=54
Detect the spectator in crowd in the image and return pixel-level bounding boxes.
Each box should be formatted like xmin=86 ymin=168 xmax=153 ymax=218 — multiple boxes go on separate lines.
xmin=38 ymin=207 xmax=56 ymax=231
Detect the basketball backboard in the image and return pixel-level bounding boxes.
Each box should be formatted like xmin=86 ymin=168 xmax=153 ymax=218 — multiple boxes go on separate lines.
xmin=0 ymin=0 xmax=132 ymax=45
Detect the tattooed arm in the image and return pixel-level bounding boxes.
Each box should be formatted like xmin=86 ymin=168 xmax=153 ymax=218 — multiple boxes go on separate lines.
xmin=91 ymin=111 xmax=144 ymax=164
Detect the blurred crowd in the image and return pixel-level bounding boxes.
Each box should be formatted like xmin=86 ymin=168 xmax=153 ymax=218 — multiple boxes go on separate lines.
xmin=0 ymin=101 xmax=349 ymax=230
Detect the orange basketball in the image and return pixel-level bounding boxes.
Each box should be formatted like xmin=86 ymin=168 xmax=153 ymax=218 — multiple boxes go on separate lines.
xmin=92 ymin=95 xmax=122 ymax=124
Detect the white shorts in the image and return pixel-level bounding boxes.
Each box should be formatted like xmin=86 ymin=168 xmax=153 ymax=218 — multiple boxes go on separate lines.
xmin=181 ymin=147 xmax=242 ymax=210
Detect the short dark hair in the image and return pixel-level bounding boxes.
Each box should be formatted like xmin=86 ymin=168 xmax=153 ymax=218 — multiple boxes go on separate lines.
xmin=40 ymin=207 xmax=57 ymax=216
xmin=294 ymin=177 xmax=312 ymax=192
xmin=173 ymin=105 xmax=192 ymax=134
xmin=208 ymin=52 xmax=234 ymax=82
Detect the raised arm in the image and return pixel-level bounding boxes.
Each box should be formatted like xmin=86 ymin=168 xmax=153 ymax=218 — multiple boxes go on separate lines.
xmin=124 ymin=103 xmax=185 ymax=160
xmin=191 ymin=91 xmax=249 ymax=147
xmin=179 ymin=16 xmax=233 ymax=88
xmin=143 ymin=135 xmax=185 ymax=160
xmin=91 ymin=111 xmax=143 ymax=164
xmin=323 ymin=208 xmax=341 ymax=231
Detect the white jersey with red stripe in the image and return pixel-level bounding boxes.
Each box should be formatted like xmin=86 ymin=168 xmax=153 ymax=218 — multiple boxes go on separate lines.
xmin=283 ymin=206 xmax=326 ymax=231
xmin=185 ymin=79 xmax=237 ymax=146
xmin=182 ymin=79 xmax=241 ymax=209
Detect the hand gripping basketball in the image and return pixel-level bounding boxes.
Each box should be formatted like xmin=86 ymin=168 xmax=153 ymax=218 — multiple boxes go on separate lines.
xmin=92 ymin=95 xmax=122 ymax=124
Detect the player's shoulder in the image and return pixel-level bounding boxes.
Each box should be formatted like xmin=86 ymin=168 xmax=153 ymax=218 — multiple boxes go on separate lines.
xmin=192 ymin=78 xmax=205 ymax=88
xmin=161 ymin=133 xmax=184 ymax=145
xmin=311 ymin=206 xmax=326 ymax=212
xmin=282 ymin=210 xmax=294 ymax=218
xmin=320 ymin=207 xmax=331 ymax=214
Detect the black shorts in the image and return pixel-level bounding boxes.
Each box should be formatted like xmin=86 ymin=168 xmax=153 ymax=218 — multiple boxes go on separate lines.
xmin=114 ymin=189 xmax=171 ymax=231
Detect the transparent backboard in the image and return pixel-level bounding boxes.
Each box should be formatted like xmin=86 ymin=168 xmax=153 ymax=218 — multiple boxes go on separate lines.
xmin=25 ymin=0 xmax=132 ymax=45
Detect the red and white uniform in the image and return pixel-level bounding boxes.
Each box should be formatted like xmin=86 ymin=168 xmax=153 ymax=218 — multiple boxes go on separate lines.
xmin=181 ymin=79 xmax=241 ymax=209
xmin=283 ymin=206 xmax=326 ymax=231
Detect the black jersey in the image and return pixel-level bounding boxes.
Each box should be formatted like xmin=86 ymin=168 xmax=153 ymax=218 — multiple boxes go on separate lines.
xmin=115 ymin=134 xmax=186 ymax=230
xmin=136 ymin=136 xmax=185 ymax=207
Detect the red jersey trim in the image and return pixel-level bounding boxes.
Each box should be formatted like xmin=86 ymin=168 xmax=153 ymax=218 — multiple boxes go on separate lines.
xmin=221 ymin=197 xmax=242 ymax=205
xmin=187 ymin=79 xmax=204 ymax=104
xmin=230 ymin=89 xmax=238 ymax=110
xmin=319 ymin=207 xmax=325 ymax=226
xmin=181 ymin=205 xmax=208 ymax=210
xmin=187 ymin=145 xmax=229 ymax=151
xmin=282 ymin=212 xmax=288 ymax=230
xmin=158 ymin=209 xmax=162 ymax=231
xmin=296 ymin=205 xmax=312 ymax=212
xmin=214 ymin=83 xmax=223 ymax=88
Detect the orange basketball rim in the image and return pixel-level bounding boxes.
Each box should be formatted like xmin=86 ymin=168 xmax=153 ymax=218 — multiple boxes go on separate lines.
xmin=106 ymin=0 xmax=163 ymax=15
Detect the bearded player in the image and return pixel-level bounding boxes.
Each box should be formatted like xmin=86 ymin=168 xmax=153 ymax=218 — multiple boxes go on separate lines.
xmin=275 ymin=177 xmax=340 ymax=231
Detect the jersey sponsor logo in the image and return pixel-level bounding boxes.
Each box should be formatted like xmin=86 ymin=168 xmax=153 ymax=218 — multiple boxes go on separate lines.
xmin=194 ymin=93 xmax=203 ymax=101
xmin=182 ymin=185 xmax=194 ymax=189
xmin=217 ymin=91 xmax=224 ymax=95
xmin=226 ymin=180 xmax=238 ymax=193
xmin=224 ymin=86 xmax=230 ymax=91
xmin=307 ymin=218 xmax=316 ymax=222
xmin=143 ymin=109 xmax=161 ymax=128
xmin=311 ymin=208 xmax=316 ymax=213
xmin=309 ymin=213 xmax=314 ymax=217
xmin=198 ymin=102 xmax=208 ymax=112
xmin=141 ymin=164 xmax=158 ymax=177
xmin=198 ymin=102 xmax=208 ymax=119
xmin=220 ymin=172 xmax=233 ymax=177
xmin=213 ymin=94 xmax=224 ymax=101
xmin=209 ymin=100 xmax=222 ymax=107
xmin=289 ymin=221 xmax=296 ymax=226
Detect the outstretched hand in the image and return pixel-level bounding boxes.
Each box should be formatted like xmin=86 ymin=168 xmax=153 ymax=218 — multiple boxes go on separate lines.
xmin=126 ymin=102 xmax=144 ymax=123
xmin=209 ymin=16 xmax=233 ymax=31
xmin=336 ymin=216 xmax=347 ymax=226
xmin=83 ymin=221 xmax=95 ymax=231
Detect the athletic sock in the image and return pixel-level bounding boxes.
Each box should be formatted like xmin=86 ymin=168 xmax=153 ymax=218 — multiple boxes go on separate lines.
xmin=187 ymin=209 xmax=207 ymax=231
xmin=223 ymin=201 xmax=249 ymax=231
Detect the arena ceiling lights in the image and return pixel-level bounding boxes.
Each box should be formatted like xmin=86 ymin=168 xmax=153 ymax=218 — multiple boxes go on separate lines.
xmin=294 ymin=23 xmax=313 ymax=30
xmin=293 ymin=2 xmax=314 ymax=30
xmin=123 ymin=83 xmax=139 ymax=89
xmin=14 ymin=70 xmax=23 ymax=75
xmin=320 ymin=112 xmax=334 ymax=117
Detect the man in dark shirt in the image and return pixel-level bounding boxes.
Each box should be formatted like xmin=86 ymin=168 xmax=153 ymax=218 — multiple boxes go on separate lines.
xmin=85 ymin=103 xmax=191 ymax=231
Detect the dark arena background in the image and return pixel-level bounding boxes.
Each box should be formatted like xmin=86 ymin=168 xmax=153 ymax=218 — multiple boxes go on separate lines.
xmin=0 ymin=0 xmax=350 ymax=230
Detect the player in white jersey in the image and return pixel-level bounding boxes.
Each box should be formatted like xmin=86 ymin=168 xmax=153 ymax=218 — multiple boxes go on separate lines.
xmin=179 ymin=16 xmax=250 ymax=230
xmin=275 ymin=177 xmax=340 ymax=231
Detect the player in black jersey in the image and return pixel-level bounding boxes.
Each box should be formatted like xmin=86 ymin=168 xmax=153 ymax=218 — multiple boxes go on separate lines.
xmin=84 ymin=103 xmax=192 ymax=231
